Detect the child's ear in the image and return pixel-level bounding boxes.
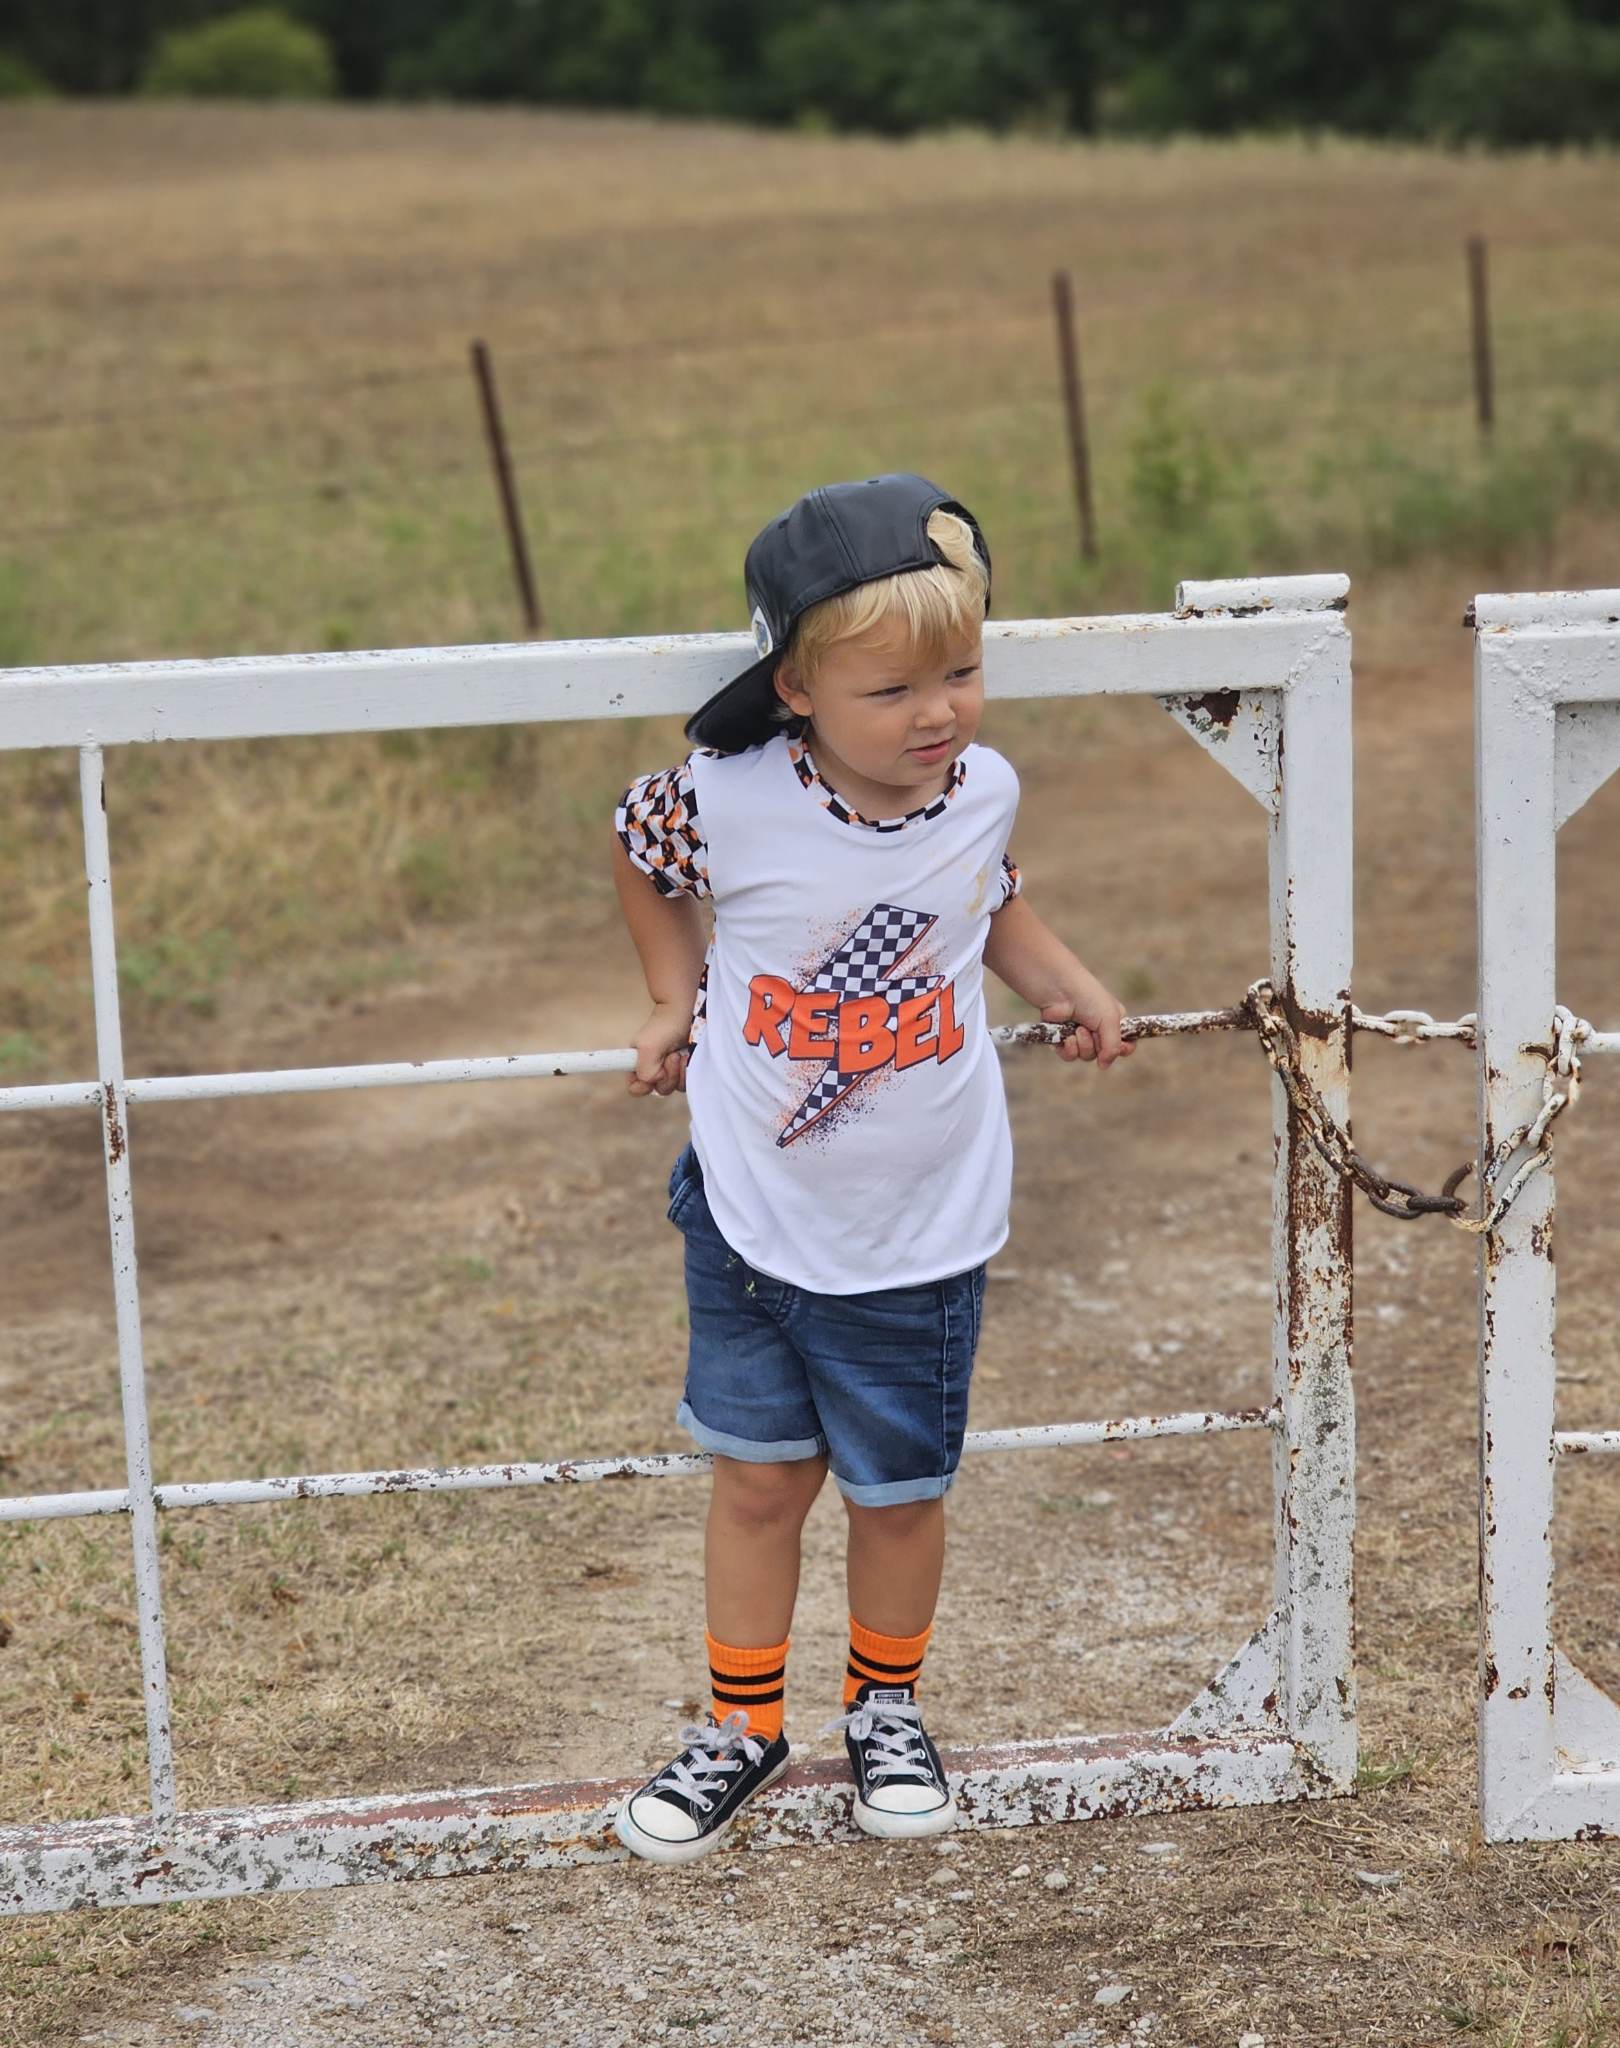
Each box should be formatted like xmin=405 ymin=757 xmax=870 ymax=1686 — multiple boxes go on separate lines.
xmin=774 ymin=660 xmax=813 ymax=720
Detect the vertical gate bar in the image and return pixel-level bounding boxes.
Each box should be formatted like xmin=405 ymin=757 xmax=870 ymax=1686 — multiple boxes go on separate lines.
xmin=79 ymin=745 xmax=178 ymax=1820
xmin=1473 ymin=633 xmax=1558 ymax=1838
xmin=1268 ymin=617 xmax=1357 ymax=1785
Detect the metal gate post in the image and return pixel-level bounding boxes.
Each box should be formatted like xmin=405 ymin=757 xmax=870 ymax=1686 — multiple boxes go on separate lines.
xmin=1475 ymin=634 xmax=1558 ymax=1837
xmin=1162 ymin=575 xmax=1356 ymax=1788
xmin=78 ymin=744 xmax=178 ymax=1820
xmin=1474 ymin=590 xmax=1620 ymax=1841
xmin=1270 ymin=605 xmax=1357 ymax=1784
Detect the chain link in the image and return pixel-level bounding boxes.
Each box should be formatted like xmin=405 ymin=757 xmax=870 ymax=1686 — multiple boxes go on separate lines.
xmin=1350 ymin=1006 xmax=1477 ymax=1046
xmin=1004 ymin=987 xmax=1585 ymax=1234
xmin=1463 ymin=1004 xmax=1586 ymax=1234
xmin=1245 ymin=981 xmax=1586 ymax=1232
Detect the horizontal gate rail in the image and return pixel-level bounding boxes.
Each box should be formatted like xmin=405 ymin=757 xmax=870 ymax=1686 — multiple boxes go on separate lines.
xmin=0 ymin=602 xmax=1344 ymax=752
xmin=0 ymin=1404 xmax=1281 ymax=1525
xmin=1556 ymin=1431 xmax=1620 ymax=1456
xmin=0 ymin=1007 xmax=1254 ymax=1117
xmin=2 ymin=1727 xmax=1316 ymax=1916
xmin=2 ymin=572 xmax=1357 ymax=1912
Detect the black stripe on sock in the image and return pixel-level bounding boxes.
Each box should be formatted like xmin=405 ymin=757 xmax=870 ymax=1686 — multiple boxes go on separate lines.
xmin=848 ymin=1648 xmax=925 ymax=1676
xmin=713 ymin=1684 xmax=784 ymax=1706
xmin=848 ymin=1662 xmax=919 ymax=1687
xmin=709 ymin=1663 xmax=786 ymax=1688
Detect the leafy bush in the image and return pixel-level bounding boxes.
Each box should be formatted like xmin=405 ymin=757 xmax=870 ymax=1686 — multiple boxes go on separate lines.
xmin=1120 ymin=386 xmax=1285 ymax=595
xmin=141 ymin=9 xmax=336 ymax=100
xmin=384 ymin=0 xmax=1054 ymax=129
xmin=117 ymin=929 xmax=237 ymax=1017
xmin=1408 ymin=0 xmax=1620 ymax=145
xmin=0 ymin=49 xmax=51 ymax=97
xmin=383 ymin=0 xmax=715 ymax=110
xmin=0 ymin=1032 xmax=48 ymax=1078
xmin=1352 ymin=416 xmax=1620 ymax=567
xmin=757 ymin=0 xmax=1055 ymax=134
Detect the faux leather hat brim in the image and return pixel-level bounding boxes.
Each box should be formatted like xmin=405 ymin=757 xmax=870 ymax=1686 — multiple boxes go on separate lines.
xmin=684 ymin=648 xmax=787 ymax=753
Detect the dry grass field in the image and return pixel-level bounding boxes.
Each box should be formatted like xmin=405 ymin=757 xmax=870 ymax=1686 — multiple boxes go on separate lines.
xmin=4 ymin=104 xmax=1620 ymax=1079
xmin=2 ymin=104 xmax=1620 ymax=2046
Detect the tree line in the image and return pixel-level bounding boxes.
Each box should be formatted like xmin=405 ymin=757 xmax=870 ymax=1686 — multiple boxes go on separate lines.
xmin=6 ymin=0 xmax=1620 ymax=145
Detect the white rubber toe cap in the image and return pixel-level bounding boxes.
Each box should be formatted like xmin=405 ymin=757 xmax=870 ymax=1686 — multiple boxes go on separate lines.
xmin=623 ymin=1792 xmax=702 ymax=1844
xmin=853 ymin=1786 xmax=957 ymax=1839
xmin=865 ymin=1782 xmax=949 ymax=1814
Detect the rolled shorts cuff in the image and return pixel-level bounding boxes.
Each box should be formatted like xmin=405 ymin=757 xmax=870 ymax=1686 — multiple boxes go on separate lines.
xmin=675 ymin=1398 xmax=827 ymax=1464
xmin=833 ymin=1468 xmax=960 ymax=1507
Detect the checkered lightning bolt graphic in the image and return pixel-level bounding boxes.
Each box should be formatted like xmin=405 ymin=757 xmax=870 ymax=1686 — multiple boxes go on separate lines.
xmin=779 ymin=903 xmax=940 ymax=1146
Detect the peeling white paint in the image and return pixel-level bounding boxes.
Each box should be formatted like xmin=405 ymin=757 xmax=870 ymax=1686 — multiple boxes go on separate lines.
xmin=1475 ymin=591 xmax=1620 ymax=1843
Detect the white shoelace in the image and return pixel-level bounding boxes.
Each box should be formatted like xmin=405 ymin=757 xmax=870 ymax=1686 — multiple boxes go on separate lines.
xmin=647 ymin=1709 xmax=765 ymax=1813
xmin=820 ymin=1699 xmax=934 ymax=1782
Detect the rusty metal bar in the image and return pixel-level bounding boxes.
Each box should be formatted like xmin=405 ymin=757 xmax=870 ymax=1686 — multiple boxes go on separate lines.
xmin=1556 ymin=1431 xmax=1620 ymax=1456
xmin=0 ymin=1406 xmax=1280 ymax=1528
xmin=0 ymin=1008 xmax=1264 ymax=1117
xmin=998 ymin=1006 xmax=1250 ymax=1047
xmin=2 ymin=1001 xmax=1514 ymax=1121
xmin=1267 ymin=599 xmax=1357 ymax=1789
xmin=1 ymin=1728 xmax=1323 ymax=1916
xmin=469 ymin=338 xmax=542 ymax=633
xmin=1467 ymin=236 xmax=1494 ymax=440
xmin=1050 ymin=268 xmax=1098 ymax=562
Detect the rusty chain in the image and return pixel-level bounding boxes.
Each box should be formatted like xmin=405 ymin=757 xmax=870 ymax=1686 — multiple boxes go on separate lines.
xmin=1244 ymin=979 xmax=1586 ymax=1233
xmin=1002 ymin=987 xmax=1586 ymax=1232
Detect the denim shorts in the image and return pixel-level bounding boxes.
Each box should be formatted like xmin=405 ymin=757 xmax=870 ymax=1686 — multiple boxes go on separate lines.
xmin=666 ymin=1145 xmax=985 ymax=1507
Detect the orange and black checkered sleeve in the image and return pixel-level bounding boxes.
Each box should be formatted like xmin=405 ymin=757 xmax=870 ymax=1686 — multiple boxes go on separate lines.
xmin=615 ymin=759 xmax=711 ymax=900
xmin=996 ymin=854 xmax=1022 ymax=908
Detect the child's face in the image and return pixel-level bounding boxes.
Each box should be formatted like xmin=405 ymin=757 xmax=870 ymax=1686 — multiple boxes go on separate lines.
xmin=775 ymin=619 xmax=984 ymax=809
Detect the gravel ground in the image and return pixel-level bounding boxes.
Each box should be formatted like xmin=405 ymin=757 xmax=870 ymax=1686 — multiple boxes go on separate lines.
xmin=77 ymin=1824 xmax=1198 ymax=2048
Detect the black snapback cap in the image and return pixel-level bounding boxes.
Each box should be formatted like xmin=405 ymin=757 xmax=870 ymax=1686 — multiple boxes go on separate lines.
xmin=684 ymin=472 xmax=991 ymax=754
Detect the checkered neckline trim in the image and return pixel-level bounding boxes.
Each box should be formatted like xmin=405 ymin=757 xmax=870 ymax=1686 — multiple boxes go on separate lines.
xmin=787 ymin=735 xmax=965 ymax=833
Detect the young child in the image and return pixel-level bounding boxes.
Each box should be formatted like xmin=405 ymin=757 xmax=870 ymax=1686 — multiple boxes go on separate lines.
xmin=610 ymin=472 xmax=1130 ymax=1864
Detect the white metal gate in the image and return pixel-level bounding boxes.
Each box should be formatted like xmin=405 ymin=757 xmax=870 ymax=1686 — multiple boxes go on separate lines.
xmin=1475 ymin=587 xmax=1620 ymax=1842
xmin=0 ymin=572 xmax=1357 ymax=1913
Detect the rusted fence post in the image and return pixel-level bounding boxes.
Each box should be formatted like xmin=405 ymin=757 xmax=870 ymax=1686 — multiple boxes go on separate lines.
xmin=1466 ymin=236 xmax=1494 ymax=443
xmin=469 ymin=339 xmax=542 ymax=634
xmin=1165 ymin=575 xmax=1358 ymax=1798
xmin=1050 ymin=268 xmax=1098 ymax=562
xmin=1473 ymin=588 xmax=1620 ymax=1843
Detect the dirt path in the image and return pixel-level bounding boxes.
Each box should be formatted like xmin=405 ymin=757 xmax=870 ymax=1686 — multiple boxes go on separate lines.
xmin=7 ymin=594 xmax=1620 ymax=2045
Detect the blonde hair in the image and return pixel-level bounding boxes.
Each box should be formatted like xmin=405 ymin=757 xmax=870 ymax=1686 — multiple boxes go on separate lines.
xmin=787 ymin=507 xmax=988 ymax=686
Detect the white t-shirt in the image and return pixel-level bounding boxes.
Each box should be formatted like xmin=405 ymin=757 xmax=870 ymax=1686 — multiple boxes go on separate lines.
xmin=616 ymin=733 xmax=1021 ymax=1294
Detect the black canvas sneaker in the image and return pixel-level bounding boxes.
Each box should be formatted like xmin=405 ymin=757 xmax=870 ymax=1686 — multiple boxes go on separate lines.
xmin=822 ymin=1681 xmax=956 ymax=1839
xmin=615 ymin=1710 xmax=790 ymax=1865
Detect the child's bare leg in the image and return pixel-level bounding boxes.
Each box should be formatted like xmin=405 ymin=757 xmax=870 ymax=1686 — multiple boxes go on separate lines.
xmin=705 ymin=1451 xmax=829 ymax=1643
xmin=843 ymin=1496 xmax=946 ymax=1636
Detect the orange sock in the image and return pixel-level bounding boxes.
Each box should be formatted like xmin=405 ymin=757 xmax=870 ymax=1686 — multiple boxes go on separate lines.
xmin=845 ymin=1615 xmax=932 ymax=1708
xmin=706 ymin=1630 xmax=789 ymax=1743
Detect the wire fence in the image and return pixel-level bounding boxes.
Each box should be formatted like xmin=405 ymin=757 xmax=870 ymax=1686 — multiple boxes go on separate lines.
xmin=1 ymin=314 xmax=1598 ymax=445
xmin=3 ymin=242 xmax=1616 ymax=640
